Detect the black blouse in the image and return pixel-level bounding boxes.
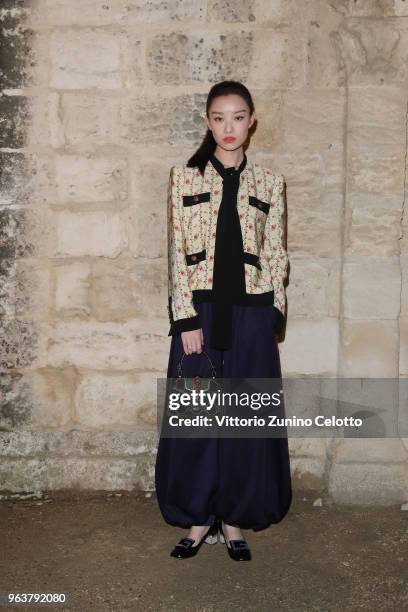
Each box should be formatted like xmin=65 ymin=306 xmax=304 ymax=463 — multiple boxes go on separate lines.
xmin=168 ymin=152 xmax=283 ymax=347
xmin=206 ymin=152 xmax=247 ymax=349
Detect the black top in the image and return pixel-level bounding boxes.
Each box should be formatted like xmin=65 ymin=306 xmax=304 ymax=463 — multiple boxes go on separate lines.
xmin=207 ymin=152 xmax=247 ymax=349
xmin=168 ymin=153 xmax=283 ymax=345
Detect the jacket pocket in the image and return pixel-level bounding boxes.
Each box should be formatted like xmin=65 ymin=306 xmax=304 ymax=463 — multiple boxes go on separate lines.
xmin=248 ymin=195 xmax=270 ymax=215
xmin=183 ymin=192 xmax=211 ymax=207
xmin=185 ymin=248 xmax=206 ymax=266
xmin=243 ymin=251 xmax=262 ymax=271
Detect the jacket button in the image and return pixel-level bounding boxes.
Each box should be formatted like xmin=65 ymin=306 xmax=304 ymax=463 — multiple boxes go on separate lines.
xmin=194 ymin=195 xmax=199 ymax=202
xmin=258 ymin=203 xmax=262 ymax=208
xmin=191 ymin=255 xmax=197 ymax=261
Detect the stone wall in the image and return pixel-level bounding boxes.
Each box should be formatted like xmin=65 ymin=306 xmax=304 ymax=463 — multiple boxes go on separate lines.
xmin=0 ymin=0 xmax=407 ymax=504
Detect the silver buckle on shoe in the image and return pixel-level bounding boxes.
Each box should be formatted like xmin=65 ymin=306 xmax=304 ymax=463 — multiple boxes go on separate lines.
xmin=176 ymin=538 xmax=195 ymax=548
xmin=230 ymin=540 xmax=249 ymax=551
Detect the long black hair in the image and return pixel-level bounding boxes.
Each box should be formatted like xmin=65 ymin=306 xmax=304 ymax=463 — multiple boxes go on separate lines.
xmin=187 ymin=80 xmax=255 ymax=176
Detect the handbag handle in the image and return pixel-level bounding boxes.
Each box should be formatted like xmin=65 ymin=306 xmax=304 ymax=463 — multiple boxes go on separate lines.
xmin=176 ymin=349 xmax=217 ymax=379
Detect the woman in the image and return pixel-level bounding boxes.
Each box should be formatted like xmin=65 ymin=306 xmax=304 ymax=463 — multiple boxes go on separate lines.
xmin=155 ymin=80 xmax=292 ymax=561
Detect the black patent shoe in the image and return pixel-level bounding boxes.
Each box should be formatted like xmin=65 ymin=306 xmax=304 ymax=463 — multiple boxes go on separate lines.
xmin=220 ymin=521 xmax=252 ymax=561
xmin=170 ymin=522 xmax=216 ymax=559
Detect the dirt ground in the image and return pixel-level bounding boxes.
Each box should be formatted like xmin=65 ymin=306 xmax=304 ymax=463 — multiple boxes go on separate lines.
xmin=0 ymin=490 xmax=407 ymax=611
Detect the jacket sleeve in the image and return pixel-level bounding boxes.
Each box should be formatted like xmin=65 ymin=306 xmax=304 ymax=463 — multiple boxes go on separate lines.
xmin=167 ymin=166 xmax=201 ymax=336
xmin=261 ymin=173 xmax=289 ymax=334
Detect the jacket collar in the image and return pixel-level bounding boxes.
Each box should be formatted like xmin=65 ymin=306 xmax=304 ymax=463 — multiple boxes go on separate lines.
xmin=209 ymin=151 xmax=248 ymax=180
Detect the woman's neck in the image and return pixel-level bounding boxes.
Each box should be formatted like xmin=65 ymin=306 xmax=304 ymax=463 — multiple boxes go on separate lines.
xmin=213 ymin=148 xmax=244 ymax=169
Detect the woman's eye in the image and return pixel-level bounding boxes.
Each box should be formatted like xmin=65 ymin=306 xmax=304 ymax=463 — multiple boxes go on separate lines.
xmin=212 ymin=116 xmax=244 ymax=123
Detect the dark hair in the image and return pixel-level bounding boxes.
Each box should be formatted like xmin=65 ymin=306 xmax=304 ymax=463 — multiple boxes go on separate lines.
xmin=186 ymin=80 xmax=255 ymax=176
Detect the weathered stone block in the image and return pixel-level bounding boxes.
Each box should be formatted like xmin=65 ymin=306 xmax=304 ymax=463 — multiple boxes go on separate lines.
xmin=75 ymin=371 xmax=158 ymax=428
xmin=56 ymin=211 xmax=127 ymax=257
xmin=280 ymin=318 xmax=339 ymax=375
xmin=334 ymin=20 xmax=408 ymax=87
xmin=41 ymin=0 xmax=206 ymax=26
xmin=0 ymin=153 xmax=27 ymax=206
xmin=55 ymin=261 xmax=91 ymax=315
xmin=0 ymin=319 xmax=37 ymax=370
xmin=146 ymin=30 xmax=253 ymax=85
xmin=297 ymin=4 xmax=344 ymax=89
xmin=347 ymin=208 xmax=402 ymax=257
xmin=246 ymin=27 xmax=304 ymax=89
xmin=348 ymin=86 xmax=407 ymax=147
xmin=0 ymin=430 xmax=158 ymax=457
xmin=38 ymin=320 xmax=168 ymax=371
xmin=348 ymin=143 xmax=405 ymax=197
xmin=0 ymin=430 xmax=159 ymax=491
xmin=27 ymin=92 xmax=64 ymax=148
xmin=0 ymin=95 xmax=29 ymax=148
xmin=121 ymin=93 xmax=207 ymax=146
xmin=343 ymin=260 xmax=401 ymax=318
xmin=54 ymin=155 xmax=127 ymax=205
xmin=0 ymin=372 xmax=31 ymax=429
xmin=0 ymin=7 xmax=32 ymax=88
xmin=25 ymin=367 xmax=76 ymax=428
xmin=328 ymin=462 xmax=408 ymax=504
xmin=0 ymin=456 xmax=156 ymax=491
xmin=328 ymin=1 xmax=405 ymax=18
xmin=208 ymin=0 xmax=300 ymax=24
xmin=49 ymin=29 xmax=123 ymax=89
xmin=332 ymin=438 xmax=408 ymax=463
xmin=281 ymin=89 xmax=345 ymax=149
xmin=340 ymin=320 xmax=398 ymax=377
xmin=286 ymin=258 xmax=340 ymax=318
xmin=89 ymin=258 xmax=167 ymax=322
xmin=128 ymin=158 xmax=169 ymax=258
xmin=60 ymin=93 xmax=121 ymax=147
xmin=14 ymin=258 xmax=52 ymax=320
xmin=17 ymin=207 xmax=57 ymax=258
xmin=287 ymin=192 xmax=343 ymax=258
xmin=0 ymin=152 xmax=54 ymax=206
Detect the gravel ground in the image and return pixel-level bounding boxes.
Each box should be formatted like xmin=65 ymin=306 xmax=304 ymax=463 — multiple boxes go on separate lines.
xmin=1 ymin=490 xmax=407 ymax=611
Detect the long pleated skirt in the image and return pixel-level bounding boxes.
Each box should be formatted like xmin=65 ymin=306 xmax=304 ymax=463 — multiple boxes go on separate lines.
xmin=154 ymin=302 xmax=292 ymax=531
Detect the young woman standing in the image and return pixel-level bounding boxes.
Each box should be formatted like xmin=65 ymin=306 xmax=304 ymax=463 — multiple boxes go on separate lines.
xmin=155 ymin=80 xmax=292 ymax=561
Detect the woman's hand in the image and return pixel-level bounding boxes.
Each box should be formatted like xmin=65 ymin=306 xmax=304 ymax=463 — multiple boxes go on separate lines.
xmin=181 ymin=328 xmax=204 ymax=355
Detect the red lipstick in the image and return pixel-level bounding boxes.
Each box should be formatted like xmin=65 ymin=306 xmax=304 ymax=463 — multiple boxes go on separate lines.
xmin=223 ymin=137 xmax=236 ymax=143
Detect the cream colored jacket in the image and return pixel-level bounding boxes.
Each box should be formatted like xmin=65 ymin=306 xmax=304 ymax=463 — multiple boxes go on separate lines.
xmin=167 ymin=158 xmax=289 ymax=327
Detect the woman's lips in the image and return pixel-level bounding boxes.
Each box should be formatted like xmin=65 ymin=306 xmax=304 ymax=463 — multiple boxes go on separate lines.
xmin=223 ymin=137 xmax=236 ymax=142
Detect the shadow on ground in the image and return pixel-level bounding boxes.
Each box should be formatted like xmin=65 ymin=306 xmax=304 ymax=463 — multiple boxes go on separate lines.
xmin=1 ymin=491 xmax=407 ymax=611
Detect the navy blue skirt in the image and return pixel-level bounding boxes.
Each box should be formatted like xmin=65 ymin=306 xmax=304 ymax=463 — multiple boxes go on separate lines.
xmin=154 ymin=302 xmax=292 ymax=531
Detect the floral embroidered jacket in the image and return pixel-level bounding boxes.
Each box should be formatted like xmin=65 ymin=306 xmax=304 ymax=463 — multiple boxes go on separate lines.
xmin=167 ymin=157 xmax=289 ymax=334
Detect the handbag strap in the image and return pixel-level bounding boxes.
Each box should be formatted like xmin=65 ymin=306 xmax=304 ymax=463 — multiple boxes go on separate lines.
xmin=177 ymin=349 xmax=217 ymax=379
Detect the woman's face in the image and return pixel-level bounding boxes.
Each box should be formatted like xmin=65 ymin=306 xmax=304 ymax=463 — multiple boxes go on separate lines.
xmin=205 ymin=94 xmax=256 ymax=152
